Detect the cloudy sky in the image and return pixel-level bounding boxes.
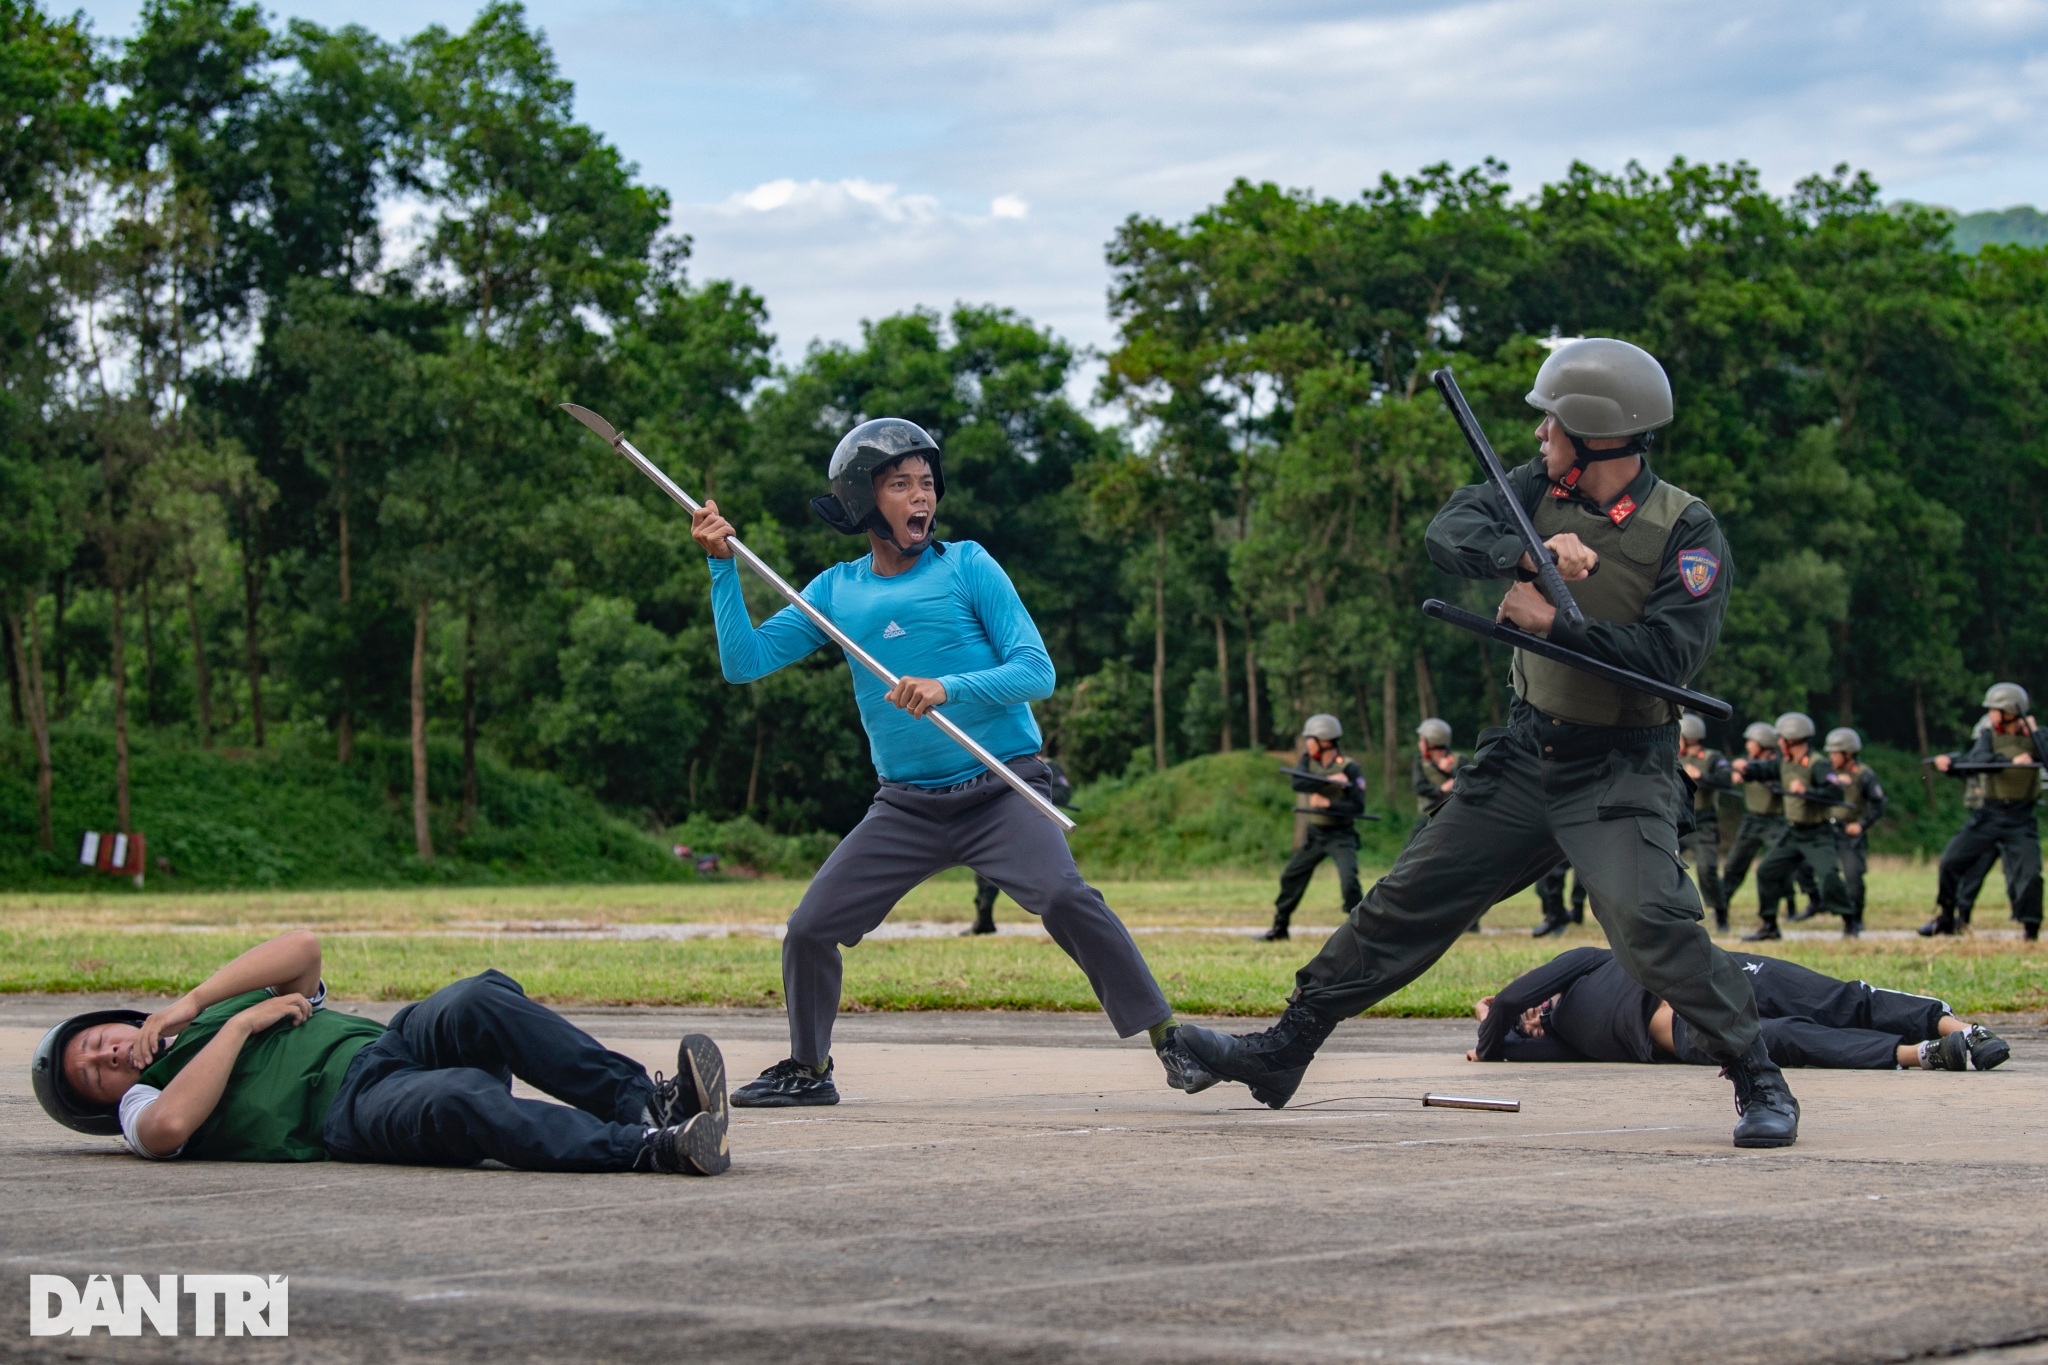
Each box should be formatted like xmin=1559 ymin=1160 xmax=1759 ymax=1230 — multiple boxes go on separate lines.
xmin=71 ymin=0 xmax=2048 ymax=360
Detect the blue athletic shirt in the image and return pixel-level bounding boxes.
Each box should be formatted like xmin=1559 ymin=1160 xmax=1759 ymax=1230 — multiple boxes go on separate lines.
xmin=707 ymin=541 xmax=1053 ymax=788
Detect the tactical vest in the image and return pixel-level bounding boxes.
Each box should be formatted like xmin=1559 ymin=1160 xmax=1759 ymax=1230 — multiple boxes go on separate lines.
xmin=1783 ymin=754 xmax=1832 ymax=826
xmin=1985 ymin=731 xmax=2042 ymax=804
xmin=1513 ymin=479 xmax=1702 ymax=728
xmin=1742 ymin=765 xmax=1781 ymax=816
xmin=1688 ymin=747 xmax=1724 ymax=814
xmin=1304 ymin=753 xmax=1360 ymax=828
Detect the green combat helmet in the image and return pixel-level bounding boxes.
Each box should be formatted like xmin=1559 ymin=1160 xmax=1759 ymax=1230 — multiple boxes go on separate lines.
xmin=1744 ymin=721 xmax=1779 ymax=749
xmin=1983 ymin=682 xmax=2030 ymax=715
xmin=1775 ymin=712 xmax=1816 ymax=744
xmin=1824 ymin=727 xmax=1862 ymax=754
xmin=1416 ymin=717 xmax=1451 ymax=747
xmin=1524 ymin=337 xmax=1675 ymax=494
xmin=1679 ymin=714 xmax=1706 ymax=742
xmin=1302 ymin=714 xmax=1343 ymax=741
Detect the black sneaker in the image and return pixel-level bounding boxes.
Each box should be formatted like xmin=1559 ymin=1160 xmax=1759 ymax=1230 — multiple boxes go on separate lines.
xmin=1723 ymin=1039 xmax=1799 ymax=1148
xmin=731 ymin=1057 xmax=839 ymax=1108
xmin=1918 ymin=912 xmax=1957 ymax=937
xmin=1964 ymin=1024 xmax=2011 ymax=1071
xmin=646 ymin=1033 xmax=729 ymax=1129
xmin=1176 ymin=1002 xmax=1338 ymax=1110
xmin=1741 ymin=921 xmax=1781 ymax=942
xmin=1924 ymin=1031 xmax=1971 ymax=1071
xmin=1156 ymin=1027 xmax=1219 ymax=1094
xmin=638 ymin=1112 xmax=730 ymax=1176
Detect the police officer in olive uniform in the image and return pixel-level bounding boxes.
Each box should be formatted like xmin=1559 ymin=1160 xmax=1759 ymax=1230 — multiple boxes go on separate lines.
xmin=1412 ymin=718 xmax=1458 ymax=820
xmin=1679 ymin=713 xmax=1734 ymax=931
xmin=1264 ymin=715 xmax=1366 ymax=943
xmin=1926 ymin=683 xmax=2048 ymax=940
xmin=1823 ymin=728 xmax=1886 ymax=929
xmin=1742 ymin=712 xmax=1856 ymax=938
xmin=1179 ymin=337 xmax=1801 ymax=1148
xmin=1722 ymin=720 xmax=1820 ymax=931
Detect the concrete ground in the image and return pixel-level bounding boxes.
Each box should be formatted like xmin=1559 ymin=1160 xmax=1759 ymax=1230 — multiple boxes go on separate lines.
xmin=5 ymin=997 xmax=2048 ymax=1364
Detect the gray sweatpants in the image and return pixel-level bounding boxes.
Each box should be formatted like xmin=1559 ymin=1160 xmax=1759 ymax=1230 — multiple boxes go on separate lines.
xmin=783 ymin=757 xmax=1172 ymax=1066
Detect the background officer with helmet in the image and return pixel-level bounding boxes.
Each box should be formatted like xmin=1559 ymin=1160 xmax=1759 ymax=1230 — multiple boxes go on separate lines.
xmin=1927 ymin=683 xmax=2047 ymax=939
xmin=1678 ymin=713 xmax=1734 ymax=931
xmin=1737 ymin=712 xmax=1856 ymax=938
xmin=1723 ymin=719 xmax=1820 ymax=936
xmin=1180 ymin=336 xmax=1803 ymax=1149
xmin=1823 ymin=727 xmax=1886 ymax=928
xmin=1264 ymin=714 xmax=1366 ymax=942
xmin=1412 ymin=718 xmax=1458 ymax=820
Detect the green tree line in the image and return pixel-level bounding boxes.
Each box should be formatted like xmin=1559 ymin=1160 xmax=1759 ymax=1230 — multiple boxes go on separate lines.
xmin=4 ymin=0 xmax=2044 ymax=868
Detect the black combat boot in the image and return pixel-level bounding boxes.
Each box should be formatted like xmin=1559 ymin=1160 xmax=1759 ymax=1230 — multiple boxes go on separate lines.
xmin=1712 ymin=910 xmax=1730 ymax=933
xmin=1741 ymin=916 xmax=1780 ymax=942
xmin=1260 ymin=916 xmax=1290 ymax=942
xmin=1918 ymin=909 xmax=1957 ymax=937
xmin=1176 ymin=1001 xmax=1339 ymax=1109
xmin=1841 ymin=914 xmax=1863 ymax=940
xmin=1531 ymin=915 xmax=1570 ymax=938
xmin=2026 ymin=922 xmax=2042 ymax=943
xmin=1723 ymin=1038 xmax=1800 ymax=1148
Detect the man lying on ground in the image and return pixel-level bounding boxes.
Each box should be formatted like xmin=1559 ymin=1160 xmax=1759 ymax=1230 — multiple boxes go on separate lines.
xmin=1468 ymin=945 xmax=2009 ymax=1072
xmin=32 ymin=931 xmax=730 ymax=1175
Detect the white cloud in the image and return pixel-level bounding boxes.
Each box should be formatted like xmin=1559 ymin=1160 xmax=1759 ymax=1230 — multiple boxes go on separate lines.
xmin=724 ymin=178 xmax=943 ymax=225
xmin=990 ymin=195 xmax=1029 ymax=220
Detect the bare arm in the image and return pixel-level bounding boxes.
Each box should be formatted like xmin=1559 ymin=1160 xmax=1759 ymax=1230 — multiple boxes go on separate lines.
xmin=132 ymin=994 xmax=313 ymax=1156
xmin=135 ymin=931 xmax=323 ymax=1062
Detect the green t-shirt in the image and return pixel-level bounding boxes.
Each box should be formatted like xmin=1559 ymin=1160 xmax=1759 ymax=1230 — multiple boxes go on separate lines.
xmin=137 ymin=989 xmax=385 ymax=1162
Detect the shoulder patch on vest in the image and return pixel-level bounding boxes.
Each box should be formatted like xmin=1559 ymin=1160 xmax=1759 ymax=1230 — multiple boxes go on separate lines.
xmin=1607 ymin=494 xmax=1636 ymax=526
xmin=1678 ymin=548 xmax=1720 ymax=597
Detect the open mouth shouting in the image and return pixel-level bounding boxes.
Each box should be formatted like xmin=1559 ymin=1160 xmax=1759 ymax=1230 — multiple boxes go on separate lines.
xmin=903 ymin=510 xmax=931 ymax=544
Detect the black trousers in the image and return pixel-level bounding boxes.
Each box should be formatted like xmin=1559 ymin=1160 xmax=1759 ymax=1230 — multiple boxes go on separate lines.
xmin=1838 ymin=830 xmax=1868 ymax=915
xmin=1681 ymin=824 xmax=1727 ymax=918
xmin=1670 ymin=955 xmax=1948 ymax=1070
xmin=1273 ymin=824 xmax=1362 ymax=929
xmin=1297 ymin=712 xmax=1761 ymax=1059
xmin=323 ymin=971 xmax=655 ymax=1172
xmin=1758 ymin=822 xmax=1853 ymax=922
xmin=1937 ymin=803 xmax=2043 ymax=926
xmin=971 ymin=873 xmax=1000 ymax=930
xmin=1535 ymin=861 xmax=1587 ymax=924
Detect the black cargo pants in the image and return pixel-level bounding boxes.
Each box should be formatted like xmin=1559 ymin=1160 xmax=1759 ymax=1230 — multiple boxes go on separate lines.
xmin=1937 ymin=802 xmax=2043 ymax=927
xmin=1294 ymin=707 xmax=1762 ymax=1060
xmin=1758 ymin=823 xmax=1853 ymax=924
xmin=1272 ymin=824 xmax=1363 ymax=931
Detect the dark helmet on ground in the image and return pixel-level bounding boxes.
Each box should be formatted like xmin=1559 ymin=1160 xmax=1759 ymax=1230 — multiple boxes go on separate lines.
xmin=1774 ymin=712 xmax=1816 ymax=743
xmin=1743 ymin=721 xmax=1779 ymax=748
xmin=1679 ymin=714 xmax=1706 ymax=742
xmin=1983 ymin=682 xmax=2030 ymax=715
xmin=1824 ymin=727 xmax=1862 ymax=754
xmin=1416 ymin=717 xmax=1451 ymax=747
xmin=1526 ymin=338 xmax=1673 ymax=493
xmin=1302 ymin=714 xmax=1343 ymax=741
xmin=810 ymin=418 xmax=945 ymax=553
xmin=31 ymin=1008 xmax=147 ymax=1136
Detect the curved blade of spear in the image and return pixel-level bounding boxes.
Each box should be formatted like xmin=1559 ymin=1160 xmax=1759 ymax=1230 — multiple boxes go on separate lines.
xmin=561 ymin=403 xmax=1075 ymax=832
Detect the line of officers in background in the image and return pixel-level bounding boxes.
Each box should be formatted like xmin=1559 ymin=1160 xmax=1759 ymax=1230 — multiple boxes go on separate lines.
xmin=1263 ymin=682 xmax=2046 ymax=944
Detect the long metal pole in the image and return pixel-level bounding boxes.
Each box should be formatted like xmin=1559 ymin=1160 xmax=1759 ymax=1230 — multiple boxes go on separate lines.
xmin=562 ymin=404 xmax=1075 ymax=832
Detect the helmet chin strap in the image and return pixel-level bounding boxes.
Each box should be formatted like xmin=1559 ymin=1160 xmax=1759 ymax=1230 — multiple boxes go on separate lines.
xmin=1554 ymin=431 xmax=1651 ymax=495
xmin=868 ymin=510 xmax=941 ymax=557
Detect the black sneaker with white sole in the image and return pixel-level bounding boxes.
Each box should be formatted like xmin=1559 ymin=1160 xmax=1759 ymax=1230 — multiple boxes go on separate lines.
xmin=647 ymin=1034 xmax=730 ymax=1129
xmin=1924 ymin=1031 xmax=1972 ymax=1071
xmin=638 ymin=1112 xmax=730 ymax=1176
xmin=731 ymin=1057 xmax=840 ymax=1108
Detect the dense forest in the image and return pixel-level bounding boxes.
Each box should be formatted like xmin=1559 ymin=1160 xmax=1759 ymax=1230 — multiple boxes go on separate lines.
xmin=4 ymin=0 xmax=2046 ymax=869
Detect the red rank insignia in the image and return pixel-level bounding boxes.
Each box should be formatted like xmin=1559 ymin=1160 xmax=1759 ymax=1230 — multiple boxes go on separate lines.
xmin=1606 ymin=494 xmax=1636 ymax=526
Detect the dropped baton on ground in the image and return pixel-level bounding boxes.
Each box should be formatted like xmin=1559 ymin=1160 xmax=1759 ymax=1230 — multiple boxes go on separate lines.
xmin=560 ymin=403 xmax=1075 ymax=833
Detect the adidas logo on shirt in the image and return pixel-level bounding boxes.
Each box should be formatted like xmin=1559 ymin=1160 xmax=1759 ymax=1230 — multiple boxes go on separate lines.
xmin=882 ymin=620 xmax=907 ymax=639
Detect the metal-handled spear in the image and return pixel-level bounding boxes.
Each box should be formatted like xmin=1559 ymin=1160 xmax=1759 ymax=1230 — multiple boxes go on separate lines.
xmin=561 ymin=404 xmax=1076 ymax=833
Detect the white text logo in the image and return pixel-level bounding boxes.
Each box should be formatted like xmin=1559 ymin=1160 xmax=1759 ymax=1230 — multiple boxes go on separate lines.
xmin=29 ymin=1274 xmax=289 ymax=1337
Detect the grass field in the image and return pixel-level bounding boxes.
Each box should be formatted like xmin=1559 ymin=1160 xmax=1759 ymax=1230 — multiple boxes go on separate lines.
xmin=5 ymin=856 xmax=2046 ymax=1017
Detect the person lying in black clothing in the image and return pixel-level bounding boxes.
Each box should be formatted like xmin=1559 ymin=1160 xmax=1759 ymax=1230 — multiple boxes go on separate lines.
xmin=1468 ymin=946 xmax=2009 ymax=1071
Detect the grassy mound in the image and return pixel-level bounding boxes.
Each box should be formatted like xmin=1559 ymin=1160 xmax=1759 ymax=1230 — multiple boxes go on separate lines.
xmin=1067 ymin=750 xmax=1417 ymax=878
xmin=0 ymin=725 xmax=692 ymax=892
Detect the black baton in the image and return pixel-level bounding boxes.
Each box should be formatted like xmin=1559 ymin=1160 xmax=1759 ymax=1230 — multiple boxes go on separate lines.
xmin=1421 ymin=599 xmax=1733 ymax=721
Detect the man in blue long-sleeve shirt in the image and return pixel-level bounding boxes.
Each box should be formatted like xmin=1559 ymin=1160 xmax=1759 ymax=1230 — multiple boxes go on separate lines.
xmin=690 ymin=417 xmax=1213 ymax=1106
